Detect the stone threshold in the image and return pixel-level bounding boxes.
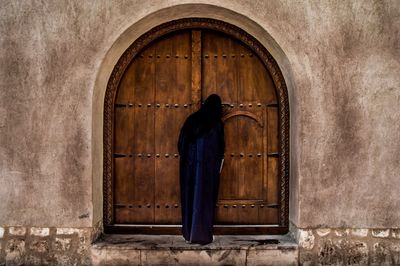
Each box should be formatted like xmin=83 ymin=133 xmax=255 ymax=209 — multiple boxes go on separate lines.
xmin=91 ymin=234 xmax=298 ymax=265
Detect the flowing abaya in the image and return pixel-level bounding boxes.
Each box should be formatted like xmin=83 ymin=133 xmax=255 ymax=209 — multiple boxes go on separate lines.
xmin=178 ymin=115 xmax=224 ymax=245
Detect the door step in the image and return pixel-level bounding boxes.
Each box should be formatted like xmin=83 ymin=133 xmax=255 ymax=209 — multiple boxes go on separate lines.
xmin=91 ymin=234 xmax=298 ymax=265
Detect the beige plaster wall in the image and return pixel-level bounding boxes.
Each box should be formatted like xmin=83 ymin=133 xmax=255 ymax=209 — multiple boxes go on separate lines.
xmin=0 ymin=0 xmax=399 ymax=229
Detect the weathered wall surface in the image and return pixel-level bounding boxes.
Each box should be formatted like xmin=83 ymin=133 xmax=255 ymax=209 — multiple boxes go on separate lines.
xmin=0 ymin=0 xmax=399 ymax=231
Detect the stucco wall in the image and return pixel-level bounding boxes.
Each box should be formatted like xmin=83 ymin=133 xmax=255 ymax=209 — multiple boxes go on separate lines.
xmin=0 ymin=0 xmax=399 ymax=229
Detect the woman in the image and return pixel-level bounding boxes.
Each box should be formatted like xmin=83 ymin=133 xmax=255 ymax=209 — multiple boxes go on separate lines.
xmin=177 ymin=94 xmax=225 ymax=245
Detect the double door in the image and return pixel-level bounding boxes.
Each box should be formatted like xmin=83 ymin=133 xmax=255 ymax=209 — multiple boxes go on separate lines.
xmin=113 ymin=29 xmax=280 ymax=228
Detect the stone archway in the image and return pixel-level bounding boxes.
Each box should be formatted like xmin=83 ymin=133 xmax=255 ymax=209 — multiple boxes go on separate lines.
xmin=92 ymin=4 xmax=296 ymax=232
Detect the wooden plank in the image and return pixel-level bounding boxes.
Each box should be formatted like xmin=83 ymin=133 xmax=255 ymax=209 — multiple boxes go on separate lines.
xmin=202 ymin=31 xmax=238 ymax=103
xmin=154 ymin=31 xmax=192 ymax=224
xmin=191 ymin=30 xmax=201 ymax=106
xmin=218 ymin=117 xmax=238 ymax=200
xmin=237 ymin=43 xmax=277 ymax=104
xmin=267 ymin=107 xmax=279 ymax=153
xmin=236 ymin=108 xmax=264 ymax=199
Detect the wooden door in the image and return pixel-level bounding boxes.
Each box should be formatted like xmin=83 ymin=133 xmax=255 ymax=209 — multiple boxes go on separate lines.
xmin=113 ymin=29 xmax=280 ymax=228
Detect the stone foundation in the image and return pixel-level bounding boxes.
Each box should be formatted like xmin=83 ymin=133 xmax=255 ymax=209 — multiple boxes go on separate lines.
xmin=292 ymin=224 xmax=400 ymax=265
xmin=0 ymin=221 xmax=102 ymax=266
xmin=1 ymin=223 xmax=400 ymax=265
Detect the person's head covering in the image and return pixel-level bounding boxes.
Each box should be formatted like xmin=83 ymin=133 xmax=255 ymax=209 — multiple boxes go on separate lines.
xmin=184 ymin=94 xmax=222 ymax=142
xmin=201 ymin=94 xmax=223 ymax=123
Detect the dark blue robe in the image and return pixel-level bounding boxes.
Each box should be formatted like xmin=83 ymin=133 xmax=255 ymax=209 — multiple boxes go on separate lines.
xmin=178 ymin=117 xmax=224 ymax=244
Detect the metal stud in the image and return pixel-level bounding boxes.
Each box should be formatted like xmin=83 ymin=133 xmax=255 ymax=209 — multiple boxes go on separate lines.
xmin=174 ymin=104 xmax=179 ymax=108
xmin=257 ymin=103 xmax=262 ymax=107
xmin=230 ymin=153 xmax=234 ymax=157
xmin=205 ymin=54 xmax=209 ymax=58
xmin=184 ymin=55 xmax=188 ymax=59
xmin=260 ymin=204 xmax=264 ymax=208
xmin=232 ymin=205 xmax=237 ymax=208
xmin=230 ymin=104 xmax=234 ymax=108
xmin=166 ymin=55 xmax=170 ymax=58
xmin=129 ymin=154 xmax=133 ymax=158
xmin=240 ymin=153 xmax=244 ymax=157
xmin=156 ymin=55 xmax=160 ymax=58
xmin=147 ymin=103 xmax=151 ymax=107
xmin=183 ymin=104 xmax=188 ymax=108
xmin=248 ymin=154 xmax=253 ymax=158
xmin=174 ymin=154 xmax=179 ymax=158
xmin=128 ymin=103 xmax=133 ymax=107
xmin=239 ymin=103 xmax=244 ymax=108
xmin=128 ymin=205 xmax=133 ymax=208
xmin=156 ymin=103 xmax=160 ymax=108
xmin=248 ymin=103 xmax=253 ymax=107
xmin=214 ymin=55 xmax=218 ymax=58
xmin=222 ymin=54 xmax=227 ymax=58
xmin=174 ymin=204 xmax=179 ymax=208
xmin=138 ymin=103 xmax=142 ymax=107
xmin=147 ymin=204 xmax=151 ymax=208
xmin=147 ymin=153 xmax=151 ymax=158
xmin=149 ymin=55 xmax=153 ymax=58
xmin=231 ymin=54 xmax=235 ymax=58
xmin=224 ymin=205 xmax=228 ymax=208
xmin=241 ymin=54 xmax=245 ymax=57
xmin=138 ymin=153 xmax=142 ymax=157
xmin=257 ymin=153 xmax=262 ymax=157
xmin=156 ymin=154 xmax=160 ymax=158
xmin=165 ymin=154 xmax=169 ymax=158
xmin=138 ymin=205 xmax=142 ymax=208
xmin=242 ymin=205 xmax=246 ymax=208
xmin=165 ymin=103 xmax=170 ymax=107
xmin=165 ymin=204 xmax=169 ymax=208
xmin=251 ymin=204 xmax=255 ymax=208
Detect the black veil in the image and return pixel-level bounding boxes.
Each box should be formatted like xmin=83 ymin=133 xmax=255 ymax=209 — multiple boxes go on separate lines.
xmin=182 ymin=94 xmax=223 ymax=143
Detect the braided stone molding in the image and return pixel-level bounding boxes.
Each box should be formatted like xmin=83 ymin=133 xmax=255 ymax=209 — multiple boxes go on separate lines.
xmin=103 ymin=18 xmax=290 ymax=227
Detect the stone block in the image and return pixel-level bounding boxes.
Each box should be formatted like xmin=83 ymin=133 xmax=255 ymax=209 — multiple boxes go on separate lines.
xmin=141 ymin=249 xmax=246 ymax=265
xmin=25 ymin=255 xmax=52 ymax=266
xmin=372 ymin=242 xmax=392 ymax=265
xmin=90 ymin=246 xmax=107 ymax=266
xmin=298 ymin=229 xmax=315 ymax=250
xmin=54 ymin=254 xmax=77 ymax=265
xmin=247 ymin=249 xmax=298 ymax=266
xmin=106 ymin=248 xmax=141 ymax=266
xmin=372 ymin=229 xmax=390 ymax=238
xmin=0 ymin=227 xmax=4 ymax=238
xmin=30 ymin=240 xmax=49 ymax=253
xmin=391 ymin=243 xmax=400 ymax=265
xmin=334 ymin=229 xmax=350 ymax=237
xmin=30 ymin=227 xmax=50 ymax=237
xmin=56 ymin=227 xmax=77 ymax=235
xmin=8 ymin=227 xmax=26 ymax=236
xmin=341 ymin=240 xmax=369 ymax=265
xmin=54 ymin=237 xmax=72 ymax=251
xmin=5 ymin=239 xmax=25 ymax=265
xmin=392 ymin=229 xmax=400 ymax=239
xmin=351 ymin=228 xmax=368 ymax=237
xmin=318 ymin=239 xmax=368 ymax=265
xmin=316 ymin=228 xmax=331 ymax=237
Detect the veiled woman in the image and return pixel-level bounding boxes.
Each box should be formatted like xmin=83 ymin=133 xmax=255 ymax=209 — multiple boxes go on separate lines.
xmin=177 ymin=94 xmax=225 ymax=244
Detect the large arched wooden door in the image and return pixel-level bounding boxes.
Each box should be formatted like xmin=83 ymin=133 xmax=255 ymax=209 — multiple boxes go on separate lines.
xmin=105 ymin=19 xmax=289 ymax=234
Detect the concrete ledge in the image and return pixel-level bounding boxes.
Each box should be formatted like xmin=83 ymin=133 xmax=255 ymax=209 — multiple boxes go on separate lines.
xmin=91 ymin=234 xmax=298 ymax=265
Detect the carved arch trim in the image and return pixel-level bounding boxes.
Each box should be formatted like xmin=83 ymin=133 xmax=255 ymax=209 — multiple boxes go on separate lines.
xmin=103 ymin=18 xmax=290 ymax=228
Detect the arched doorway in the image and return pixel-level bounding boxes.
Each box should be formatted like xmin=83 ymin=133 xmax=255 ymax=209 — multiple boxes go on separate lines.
xmin=103 ymin=18 xmax=289 ymax=234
